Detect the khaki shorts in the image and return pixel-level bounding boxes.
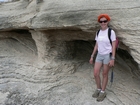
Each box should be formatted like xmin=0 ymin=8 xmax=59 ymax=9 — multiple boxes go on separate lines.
xmin=95 ymin=53 xmax=111 ymax=64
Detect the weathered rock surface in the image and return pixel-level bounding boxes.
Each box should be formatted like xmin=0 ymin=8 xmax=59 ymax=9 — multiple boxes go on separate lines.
xmin=0 ymin=0 xmax=140 ymax=105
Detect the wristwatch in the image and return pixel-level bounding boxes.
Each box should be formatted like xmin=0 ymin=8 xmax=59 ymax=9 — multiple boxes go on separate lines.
xmin=111 ymin=56 xmax=115 ymax=60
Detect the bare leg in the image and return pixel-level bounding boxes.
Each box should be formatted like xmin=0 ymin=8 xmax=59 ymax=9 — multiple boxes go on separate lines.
xmin=93 ymin=62 xmax=102 ymax=89
xmin=101 ymin=64 xmax=110 ymax=91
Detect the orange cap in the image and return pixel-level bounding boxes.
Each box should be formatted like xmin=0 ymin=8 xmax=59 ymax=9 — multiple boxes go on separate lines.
xmin=98 ymin=14 xmax=111 ymax=22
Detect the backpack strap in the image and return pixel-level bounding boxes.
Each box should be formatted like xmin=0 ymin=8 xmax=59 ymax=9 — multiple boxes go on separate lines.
xmin=108 ymin=28 xmax=112 ymax=46
xmin=96 ymin=29 xmax=100 ymax=37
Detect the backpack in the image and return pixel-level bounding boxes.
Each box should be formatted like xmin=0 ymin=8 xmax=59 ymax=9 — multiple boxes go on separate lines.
xmin=97 ymin=28 xmax=119 ymax=50
xmin=96 ymin=28 xmax=119 ymax=87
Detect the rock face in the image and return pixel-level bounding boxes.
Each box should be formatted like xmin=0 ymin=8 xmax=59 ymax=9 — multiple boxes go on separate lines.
xmin=0 ymin=0 xmax=140 ymax=105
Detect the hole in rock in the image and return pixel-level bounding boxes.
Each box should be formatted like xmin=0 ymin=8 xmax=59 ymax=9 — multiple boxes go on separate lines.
xmin=0 ymin=29 xmax=37 ymax=64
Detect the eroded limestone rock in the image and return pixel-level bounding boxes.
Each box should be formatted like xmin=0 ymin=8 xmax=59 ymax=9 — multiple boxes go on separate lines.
xmin=0 ymin=0 xmax=140 ymax=105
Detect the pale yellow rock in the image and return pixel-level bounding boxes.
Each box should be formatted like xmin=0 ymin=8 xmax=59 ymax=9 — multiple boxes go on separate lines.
xmin=0 ymin=0 xmax=140 ymax=105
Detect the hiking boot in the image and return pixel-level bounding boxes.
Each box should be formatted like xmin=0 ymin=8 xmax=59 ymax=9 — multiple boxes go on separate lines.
xmin=97 ymin=92 xmax=106 ymax=102
xmin=92 ymin=90 xmax=101 ymax=98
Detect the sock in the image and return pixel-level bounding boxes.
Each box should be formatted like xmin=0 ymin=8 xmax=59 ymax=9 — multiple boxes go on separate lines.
xmin=101 ymin=90 xmax=105 ymax=93
xmin=97 ymin=89 xmax=101 ymax=91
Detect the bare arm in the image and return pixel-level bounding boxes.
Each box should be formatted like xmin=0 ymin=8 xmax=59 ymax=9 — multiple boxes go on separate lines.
xmin=91 ymin=42 xmax=98 ymax=58
xmin=111 ymin=40 xmax=116 ymax=59
xmin=89 ymin=42 xmax=98 ymax=64
xmin=109 ymin=40 xmax=116 ymax=66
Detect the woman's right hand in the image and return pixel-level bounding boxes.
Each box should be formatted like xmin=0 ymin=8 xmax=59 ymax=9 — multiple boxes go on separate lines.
xmin=89 ymin=57 xmax=93 ymax=64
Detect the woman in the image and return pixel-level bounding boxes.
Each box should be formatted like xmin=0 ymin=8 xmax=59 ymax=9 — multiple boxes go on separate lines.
xmin=89 ymin=14 xmax=116 ymax=101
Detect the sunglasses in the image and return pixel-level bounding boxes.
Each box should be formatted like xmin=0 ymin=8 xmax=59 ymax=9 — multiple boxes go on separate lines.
xmin=99 ymin=20 xmax=108 ymax=23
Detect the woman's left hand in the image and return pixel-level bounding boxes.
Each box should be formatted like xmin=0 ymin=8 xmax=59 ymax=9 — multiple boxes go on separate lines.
xmin=109 ymin=60 xmax=115 ymax=67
